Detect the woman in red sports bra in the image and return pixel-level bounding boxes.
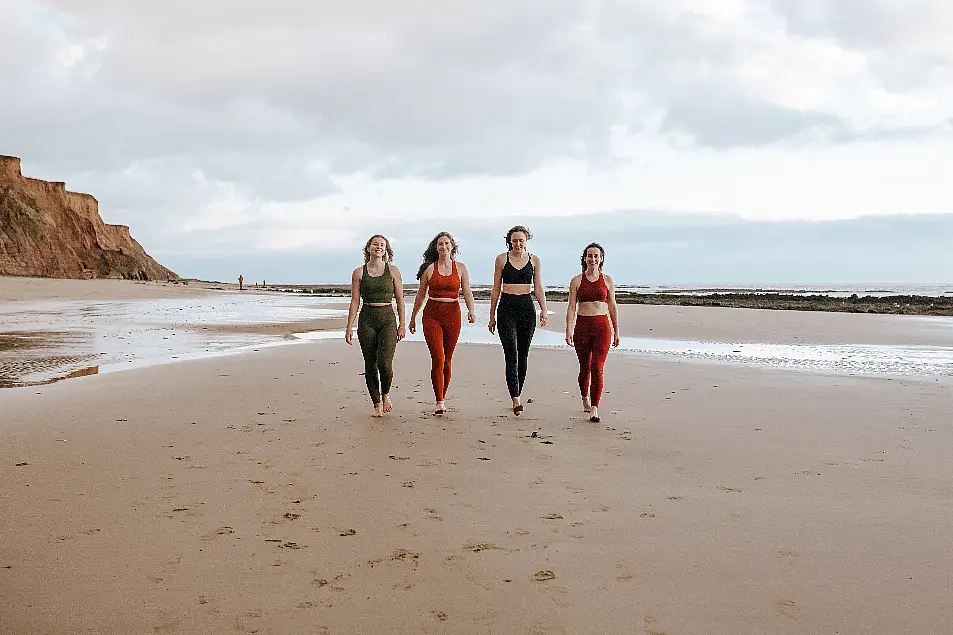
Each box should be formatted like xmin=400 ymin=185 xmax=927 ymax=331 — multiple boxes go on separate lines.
xmin=409 ymin=232 xmax=477 ymax=415
xmin=565 ymin=242 xmax=620 ymax=423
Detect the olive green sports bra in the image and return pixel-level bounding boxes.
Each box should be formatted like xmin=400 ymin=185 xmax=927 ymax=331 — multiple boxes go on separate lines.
xmin=361 ymin=264 xmax=393 ymax=303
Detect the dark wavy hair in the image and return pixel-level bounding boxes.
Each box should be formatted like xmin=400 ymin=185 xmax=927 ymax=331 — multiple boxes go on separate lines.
xmin=580 ymin=242 xmax=605 ymax=272
xmin=505 ymin=225 xmax=533 ymax=250
xmin=416 ymin=231 xmax=458 ymax=280
xmin=363 ymin=234 xmax=394 ymax=263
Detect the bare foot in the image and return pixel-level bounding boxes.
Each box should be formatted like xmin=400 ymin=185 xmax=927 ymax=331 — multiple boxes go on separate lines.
xmin=434 ymin=400 xmax=445 ymax=415
xmin=382 ymin=395 xmax=393 ymax=413
xmin=512 ymin=397 xmax=523 ymax=416
xmin=372 ymin=402 xmax=384 ymax=418
xmin=589 ymin=405 xmax=600 ymax=423
xmin=582 ymin=396 xmax=592 ymax=412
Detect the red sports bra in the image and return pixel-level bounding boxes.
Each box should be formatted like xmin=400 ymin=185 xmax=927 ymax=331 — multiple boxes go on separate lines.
xmin=577 ymin=272 xmax=608 ymax=303
xmin=429 ymin=261 xmax=460 ymax=299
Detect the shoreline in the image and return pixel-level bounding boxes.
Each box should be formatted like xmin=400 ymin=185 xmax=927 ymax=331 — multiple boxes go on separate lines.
xmin=4 ymin=276 xmax=952 ymax=316
xmin=2 ymin=278 xmax=952 ymax=389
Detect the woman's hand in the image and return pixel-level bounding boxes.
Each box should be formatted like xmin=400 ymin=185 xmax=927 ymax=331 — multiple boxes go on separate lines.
xmin=409 ymin=320 xmax=417 ymax=335
xmin=539 ymin=313 xmax=548 ymax=327
xmin=565 ymin=331 xmax=573 ymax=346
xmin=613 ymin=331 xmax=620 ymax=347
xmin=488 ymin=317 xmax=496 ymax=334
xmin=345 ymin=328 xmax=353 ymax=345
xmin=467 ymin=312 xmax=476 ymax=324
xmin=397 ymin=324 xmax=406 ymax=341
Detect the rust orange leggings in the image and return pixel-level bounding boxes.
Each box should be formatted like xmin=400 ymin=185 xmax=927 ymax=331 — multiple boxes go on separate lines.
xmin=573 ymin=314 xmax=611 ymax=406
xmin=423 ymin=301 xmax=462 ymax=401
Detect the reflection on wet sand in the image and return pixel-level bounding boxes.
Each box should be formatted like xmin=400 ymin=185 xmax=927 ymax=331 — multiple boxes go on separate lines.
xmin=0 ymin=295 xmax=348 ymax=389
xmin=0 ymin=331 xmax=101 ymax=388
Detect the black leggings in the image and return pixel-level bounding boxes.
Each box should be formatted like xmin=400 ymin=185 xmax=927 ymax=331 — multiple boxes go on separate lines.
xmin=357 ymin=305 xmax=398 ymax=404
xmin=497 ymin=293 xmax=536 ymax=398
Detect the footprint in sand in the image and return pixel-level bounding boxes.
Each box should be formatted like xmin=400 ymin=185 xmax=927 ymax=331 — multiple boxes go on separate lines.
xmin=776 ymin=598 xmax=799 ymax=619
xmin=524 ymin=624 xmax=567 ymax=635
xmin=464 ymin=542 xmax=503 ymax=553
xmin=776 ymin=550 xmax=799 ymax=564
xmin=643 ymin=615 xmax=668 ymax=635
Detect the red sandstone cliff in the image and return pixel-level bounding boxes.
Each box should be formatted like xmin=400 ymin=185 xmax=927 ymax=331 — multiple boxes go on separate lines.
xmin=0 ymin=155 xmax=177 ymax=280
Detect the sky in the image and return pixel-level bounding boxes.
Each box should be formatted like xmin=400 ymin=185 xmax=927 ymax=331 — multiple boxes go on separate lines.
xmin=2 ymin=0 xmax=952 ymax=284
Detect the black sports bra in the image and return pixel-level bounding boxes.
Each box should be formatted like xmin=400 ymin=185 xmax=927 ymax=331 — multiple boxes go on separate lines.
xmin=502 ymin=252 xmax=534 ymax=285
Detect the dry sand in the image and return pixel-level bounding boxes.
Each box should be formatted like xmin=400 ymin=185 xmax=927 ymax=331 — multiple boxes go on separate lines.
xmin=2 ymin=283 xmax=953 ymax=634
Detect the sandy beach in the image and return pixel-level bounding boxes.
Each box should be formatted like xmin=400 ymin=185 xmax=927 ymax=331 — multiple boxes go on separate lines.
xmin=2 ymin=279 xmax=953 ymax=634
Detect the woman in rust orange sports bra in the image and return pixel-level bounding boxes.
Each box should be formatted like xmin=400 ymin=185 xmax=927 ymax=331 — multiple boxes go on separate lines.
xmin=409 ymin=232 xmax=477 ymax=415
xmin=565 ymin=242 xmax=620 ymax=423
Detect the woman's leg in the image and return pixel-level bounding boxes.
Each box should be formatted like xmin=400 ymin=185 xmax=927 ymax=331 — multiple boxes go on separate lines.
xmin=440 ymin=304 xmax=462 ymax=399
xmin=422 ymin=304 xmax=447 ymax=402
xmin=497 ymin=298 xmax=521 ymax=399
xmin=376 ymin=309 xmax=398 ymax=412
xmin=514 ymin=296 xmax=536 ymax=397
xmin=356 ymin=308 xmax=382 ymax=410
xmin=589 ymin=316 xmax=612 ymax=407
xmin=574 ymin=317 xmax=594 ymax=410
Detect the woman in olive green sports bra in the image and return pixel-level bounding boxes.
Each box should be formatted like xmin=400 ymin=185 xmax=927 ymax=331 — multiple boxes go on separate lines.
xmin=346 ymin=234 xmax=407 ymax=417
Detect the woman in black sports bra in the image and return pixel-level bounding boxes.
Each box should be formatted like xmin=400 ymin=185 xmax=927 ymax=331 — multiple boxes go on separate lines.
xmin=488 ymin=225 xmax=547 ymax=415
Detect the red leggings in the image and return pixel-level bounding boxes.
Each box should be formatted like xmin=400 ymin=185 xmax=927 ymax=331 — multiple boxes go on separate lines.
xmin=422 ymin=301 xmax=462 ymax=401
xmin=574 ymin=315 xmax=611 ymax=406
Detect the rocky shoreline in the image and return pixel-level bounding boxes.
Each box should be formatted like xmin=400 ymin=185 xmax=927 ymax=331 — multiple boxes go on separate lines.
xmin=253 ymin=283 xmax=953 ymax=316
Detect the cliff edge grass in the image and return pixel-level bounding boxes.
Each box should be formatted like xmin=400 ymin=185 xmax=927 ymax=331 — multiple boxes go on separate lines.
xmin=0 ymin=155 xmax=177 ymax=281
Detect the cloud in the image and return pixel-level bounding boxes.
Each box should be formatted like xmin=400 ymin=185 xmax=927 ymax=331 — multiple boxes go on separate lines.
xmin=2 ymin=0 xmax=952 ymax=275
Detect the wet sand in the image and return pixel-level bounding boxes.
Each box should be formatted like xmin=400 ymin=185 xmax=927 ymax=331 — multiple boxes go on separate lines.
xmin=3 ymin=286 xmax=953 ymax=634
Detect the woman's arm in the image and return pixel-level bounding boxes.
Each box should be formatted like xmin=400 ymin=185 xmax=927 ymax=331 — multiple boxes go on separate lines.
xmin=390 ymin=264 xmax=407 ymax=341
xmin=606 ymin=274 xmax=620 ymax=347
xmin=532 ymin=254 xmax=548 ymax=327
xmin=488 ymin=254 xmax=504 ymax=334
xmin=565 ymin=275 xmax=579 ymax=346
xmin=458 ymin=262 xmax=477 ymax=323
xmin=345 ymin=267 xmax=361 ymax=345
xmin=409 ymin=265 xmax=431 ymax=334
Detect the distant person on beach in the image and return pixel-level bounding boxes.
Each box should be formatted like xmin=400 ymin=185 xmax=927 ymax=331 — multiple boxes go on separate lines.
xmin=488 ymin=225 xmax=547 ymax=415
xmin=565 ymin=242 xmax=620 ymax=423
xmin=238 ymin=275 xmax=243 ymax=291
xmin=409 ymin=232 xmax=477 ymax=415
xmin=346 ymin=234 xmax=407 ymax=417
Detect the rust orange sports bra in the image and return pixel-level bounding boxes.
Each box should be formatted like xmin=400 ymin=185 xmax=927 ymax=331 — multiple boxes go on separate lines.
xmin=577 ymin=272 xmax=608 ymax=303
xmin=429 ymin=261 xmax=460 ymax=299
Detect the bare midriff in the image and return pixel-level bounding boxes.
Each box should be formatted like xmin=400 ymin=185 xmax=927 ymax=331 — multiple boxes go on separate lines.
xmin=364 ymin=301 xmax=393 ymax=307
xmin=576 ymin=300 xmax=608 ymax=316
xmin=428 ymin=297 xmax=457 ymax=303
xmin=502 ymin=283 xmax=533 ymax=295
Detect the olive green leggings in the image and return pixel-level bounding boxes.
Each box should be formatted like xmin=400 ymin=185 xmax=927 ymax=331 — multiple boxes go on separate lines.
xmin=357 ymin=305 xmax=398 ymax=404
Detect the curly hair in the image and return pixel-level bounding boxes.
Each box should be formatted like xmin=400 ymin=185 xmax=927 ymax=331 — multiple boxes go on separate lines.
xmin=580 ymin=242 xmax=605 ymax=272
xmin=505 ymin=225 xmax=533 ymax=250
xmin=363 ymin=234 xmax=394 ymax=263
xmin=416 ymin=231 xmax=459 ymax=280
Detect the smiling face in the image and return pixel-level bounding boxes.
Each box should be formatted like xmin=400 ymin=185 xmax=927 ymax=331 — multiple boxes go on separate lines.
xmin=435 ymin=234 xmax=454 ymax=258
xmin=364 ymin=234 xmax=391 ymax=262
xmin=579 ymin=243 xmax=605 ymax=272
xmin=509 ymin=231 xmax=527 ymax=253
xmin=584 ymin=247 xmax=603 ymax=269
